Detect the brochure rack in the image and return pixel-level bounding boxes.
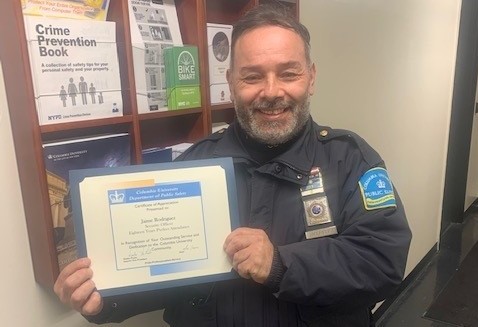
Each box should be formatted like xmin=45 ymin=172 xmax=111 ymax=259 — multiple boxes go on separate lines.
xmin=0 ymin=0 xmax=298 ymax=288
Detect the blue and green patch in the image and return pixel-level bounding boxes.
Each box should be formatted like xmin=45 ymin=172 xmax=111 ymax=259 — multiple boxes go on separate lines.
xmin=358 ymin=167 xmax=396 ymax=210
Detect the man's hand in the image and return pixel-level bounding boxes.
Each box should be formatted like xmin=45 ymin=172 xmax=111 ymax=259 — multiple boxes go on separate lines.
xmin=223 ymin=227 xmax=274 ymax=283
xmin=53 ymin=257 xmax=103 ymax=316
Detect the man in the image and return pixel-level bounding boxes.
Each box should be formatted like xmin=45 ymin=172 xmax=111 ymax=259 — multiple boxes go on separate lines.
xmin=54 ymin=4 xmax=411 ymax=326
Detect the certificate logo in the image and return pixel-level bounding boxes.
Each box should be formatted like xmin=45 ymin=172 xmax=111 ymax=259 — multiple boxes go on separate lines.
xmin=109 ymin=190 xmax=125 ymax=204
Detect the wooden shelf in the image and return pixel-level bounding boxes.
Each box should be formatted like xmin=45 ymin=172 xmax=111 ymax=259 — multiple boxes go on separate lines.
xmin=138 ymin=107 xmax=203 ymax=121
xmin=211 ymin=102 xmax=233 ymax=111
xmin=40 ymin=116 xmax=134 ymax=134
xmin=0 ymin=0 xmax=298 ymax=288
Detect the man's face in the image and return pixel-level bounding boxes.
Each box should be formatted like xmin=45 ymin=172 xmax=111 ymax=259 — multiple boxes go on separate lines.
xmin=227 ymin=25 xmax=316 ymax=145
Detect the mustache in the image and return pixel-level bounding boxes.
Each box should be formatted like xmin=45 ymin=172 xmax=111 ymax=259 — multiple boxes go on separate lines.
xmin=252 ymin=99 xmax=292 ymax=111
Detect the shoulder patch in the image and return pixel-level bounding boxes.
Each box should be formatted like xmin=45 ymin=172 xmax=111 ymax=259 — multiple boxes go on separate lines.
xmin=358 ymin=167 xmax=396 ymax=210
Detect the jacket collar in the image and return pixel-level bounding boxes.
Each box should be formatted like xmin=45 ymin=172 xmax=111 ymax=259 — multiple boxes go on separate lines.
xmin=213 ymin=117 xmax=318 ymax=176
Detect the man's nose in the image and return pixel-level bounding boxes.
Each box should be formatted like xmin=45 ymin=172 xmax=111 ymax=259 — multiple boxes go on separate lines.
xmin=262 ymin=75 xmax=284 ymax=100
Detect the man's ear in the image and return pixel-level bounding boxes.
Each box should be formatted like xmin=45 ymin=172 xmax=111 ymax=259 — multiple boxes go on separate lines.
xmin=226 ymin=69 xmax=235 ymax=102
xmin=308 ymin=63 xmax=317 ymax=96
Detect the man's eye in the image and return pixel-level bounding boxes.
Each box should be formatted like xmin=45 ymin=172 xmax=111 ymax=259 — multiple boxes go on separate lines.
xmin=281 ymin=72 xmax=299 ymax=80
xmin=243 ymin=75 xmax=262 ymax=83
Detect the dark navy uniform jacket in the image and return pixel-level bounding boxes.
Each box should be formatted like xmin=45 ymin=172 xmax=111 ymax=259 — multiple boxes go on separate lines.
xmin=88 ymin=118 xmax=411 ymax=326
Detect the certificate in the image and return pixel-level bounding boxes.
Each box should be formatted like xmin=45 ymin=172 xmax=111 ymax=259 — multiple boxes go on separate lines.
xmin=69 ymin=158 xmax=239 ymax=297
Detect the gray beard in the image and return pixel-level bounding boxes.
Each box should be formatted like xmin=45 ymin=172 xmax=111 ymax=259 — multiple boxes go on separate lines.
xmin=234 ymin=97 xmax=311 ymax=145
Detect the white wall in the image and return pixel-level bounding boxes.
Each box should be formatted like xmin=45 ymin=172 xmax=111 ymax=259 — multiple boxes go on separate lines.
xmin=301 ymin=0 xmax=461 ymax=272
xmin=0 ymin=63 xmax=168 ymax=326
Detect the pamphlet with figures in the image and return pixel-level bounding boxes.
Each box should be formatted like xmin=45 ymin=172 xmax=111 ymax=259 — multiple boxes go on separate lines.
xmin=22 ymin=0 xmax=111 ymax=21
xmin=128 ymin=0 xmax=183 ymax=113
xmin=24 ymin=15 xmax=123 ymax=125
xmin=42 ymin=133 xmax=131 ymax=270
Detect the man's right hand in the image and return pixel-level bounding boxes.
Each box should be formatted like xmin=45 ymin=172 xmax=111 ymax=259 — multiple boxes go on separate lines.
xmin=53 ymin=257 xmax=103 ymax=316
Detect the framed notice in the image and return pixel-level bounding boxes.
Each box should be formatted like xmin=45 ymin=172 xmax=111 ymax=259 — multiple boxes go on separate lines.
xmin=69 ymin=157 xmax=239 ymax=297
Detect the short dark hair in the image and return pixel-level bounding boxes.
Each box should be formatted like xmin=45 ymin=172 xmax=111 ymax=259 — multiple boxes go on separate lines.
xmin=231 ymin=3 xmax=311 ymax=67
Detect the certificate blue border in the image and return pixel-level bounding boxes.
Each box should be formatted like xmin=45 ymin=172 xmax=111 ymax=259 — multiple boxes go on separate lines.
xmin=69 ymin=157 xmax=239 ymax=297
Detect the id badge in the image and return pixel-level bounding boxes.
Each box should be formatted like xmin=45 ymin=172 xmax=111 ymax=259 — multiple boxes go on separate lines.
xmin=301 ymin=167 xmax=338 ymax=239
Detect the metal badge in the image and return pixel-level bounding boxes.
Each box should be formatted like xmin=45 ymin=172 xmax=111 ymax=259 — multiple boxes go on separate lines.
xmin=303 ymin=197 xmax=332 ymax=226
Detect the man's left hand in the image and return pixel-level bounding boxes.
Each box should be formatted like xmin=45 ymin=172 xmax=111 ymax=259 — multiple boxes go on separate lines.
xmin=223 ymin=227 xmax=274 ymax=283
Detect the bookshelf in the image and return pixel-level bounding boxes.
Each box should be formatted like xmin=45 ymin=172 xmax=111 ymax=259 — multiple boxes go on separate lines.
xmin=0 ymin=0 xmax=298 ymax=288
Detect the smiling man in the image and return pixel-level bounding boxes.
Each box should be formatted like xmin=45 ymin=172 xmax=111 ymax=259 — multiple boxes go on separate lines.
xmin=54 ymin=4 xmax=411 ymax=327
xmin=228 ymin=24 xmax=315 ymax=146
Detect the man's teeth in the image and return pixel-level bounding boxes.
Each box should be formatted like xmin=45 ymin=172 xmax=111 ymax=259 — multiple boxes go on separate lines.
xmin=260 ymin=108 xmax=286 ymax=115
